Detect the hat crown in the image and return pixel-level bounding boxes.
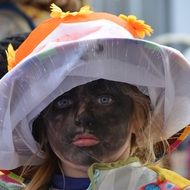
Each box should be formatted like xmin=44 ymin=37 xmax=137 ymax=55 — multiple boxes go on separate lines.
xmin=6 ymin=3 xmax=153 ymax=71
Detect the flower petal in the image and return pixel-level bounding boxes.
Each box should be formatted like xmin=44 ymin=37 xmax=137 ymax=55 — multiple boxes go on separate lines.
xmin=119 ymin=14 xmax=153 ymax=38
xmin=6 ymin=44 xmax=16 ymax=71
xmin=50 ymin=3 xmax=93 ymax=19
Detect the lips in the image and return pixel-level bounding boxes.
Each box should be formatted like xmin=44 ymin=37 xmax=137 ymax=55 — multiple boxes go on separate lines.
xmin=72 ymin=134 xmax=100 ymax=147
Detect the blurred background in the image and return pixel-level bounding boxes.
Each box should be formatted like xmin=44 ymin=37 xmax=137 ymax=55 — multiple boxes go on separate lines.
xmin=90 ymin=0 xmax=190 ymax=58
xmin=90 ymin=0 xmax=190 ymax=36
xmin=2 ymin=0 xmax=190 ymax=56
xmin=0 ymin=0 xmax=190 ymax=179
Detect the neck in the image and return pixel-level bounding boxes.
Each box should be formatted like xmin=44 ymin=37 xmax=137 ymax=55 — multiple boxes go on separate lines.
xmin=61 ymin=159 xmax=89 ymax=178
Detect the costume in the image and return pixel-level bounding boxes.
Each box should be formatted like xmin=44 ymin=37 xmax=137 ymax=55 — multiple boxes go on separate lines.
xmin=50 ymin=157 xmax=190 ymax=190
xmin=1 ymin=158 xmax=190 ymax=190
xmin=85 ymin=157 xmax=190 ymax=190
xmin=0 ymin=3 xmax=190 ymax=190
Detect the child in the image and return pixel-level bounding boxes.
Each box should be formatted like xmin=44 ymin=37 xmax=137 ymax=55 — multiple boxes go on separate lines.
xmin=1 ymin=4 xmax=190 ymax=190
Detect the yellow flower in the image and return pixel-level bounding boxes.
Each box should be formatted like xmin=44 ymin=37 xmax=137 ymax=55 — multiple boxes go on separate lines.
xmin=79 ymin=5 xmax=93 ymax=15
xmin=50 ymin=3 xmax=93 ymax=19
xmin=119 ymin=14 xmax=153 ymax=38
xmin=5 ymin=44 xmax=16 ymax=71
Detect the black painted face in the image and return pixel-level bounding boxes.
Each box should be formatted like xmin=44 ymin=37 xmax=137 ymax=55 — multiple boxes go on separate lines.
xmin=43 ymin=79 xmax=134 ymax=166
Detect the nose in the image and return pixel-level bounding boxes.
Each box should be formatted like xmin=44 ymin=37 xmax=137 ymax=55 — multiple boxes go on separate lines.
xmin=74 ymin=103 xmax=94 ymax=128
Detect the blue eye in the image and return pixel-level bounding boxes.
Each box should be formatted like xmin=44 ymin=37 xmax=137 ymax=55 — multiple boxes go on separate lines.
xmin=55 ymin=98 xmax=73 ymax=109
xmin=97 ymin=95 xmax=113 ymax=105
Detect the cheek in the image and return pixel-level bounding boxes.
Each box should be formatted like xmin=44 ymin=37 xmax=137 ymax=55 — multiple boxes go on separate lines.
xmin=94 ymin=104 xmax=133 ymax=148
xmin=45 ymin=112 xmax=74 ymax=143
xmin=97 ymin=107 xmax=132 ymax=132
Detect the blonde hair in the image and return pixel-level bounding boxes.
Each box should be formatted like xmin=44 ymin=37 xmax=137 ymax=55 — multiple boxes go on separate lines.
xmin=24 ymin=83 xmax=168 ymax=190
xmin=23 ymin=147 xmax=59 ymax=190
xmin=117 ymin=83 xmax=168 ymax=163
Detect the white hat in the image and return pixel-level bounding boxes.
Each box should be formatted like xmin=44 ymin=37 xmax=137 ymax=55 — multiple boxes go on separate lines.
xmin=1 ymin=4 xmax=190 ymax=169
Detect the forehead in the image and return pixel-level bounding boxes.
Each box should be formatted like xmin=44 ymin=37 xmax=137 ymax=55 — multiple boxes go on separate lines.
xmin=64 ymin=79 xmax=130 ymax=96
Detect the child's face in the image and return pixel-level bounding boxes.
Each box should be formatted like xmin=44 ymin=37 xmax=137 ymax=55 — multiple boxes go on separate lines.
xmin=44 ymin=79 xmax=135 ymax=166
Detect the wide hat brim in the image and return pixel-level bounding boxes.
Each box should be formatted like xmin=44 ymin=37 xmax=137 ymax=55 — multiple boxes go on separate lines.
xmin=0 ymin=37 xmax=190 ymax=169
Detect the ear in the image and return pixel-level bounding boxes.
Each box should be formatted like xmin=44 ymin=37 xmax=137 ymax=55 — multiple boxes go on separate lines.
xmin=127 ymin=103 xmax=150 ymax=159
xmin=129 ymin=132 xmax=137 ymax=156
xmin=129 ymin=110 xmax=145 ymax=146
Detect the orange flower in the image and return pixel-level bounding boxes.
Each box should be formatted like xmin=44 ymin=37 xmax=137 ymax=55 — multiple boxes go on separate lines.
xmin=119 ymin=14 xmax=153 ymax=38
